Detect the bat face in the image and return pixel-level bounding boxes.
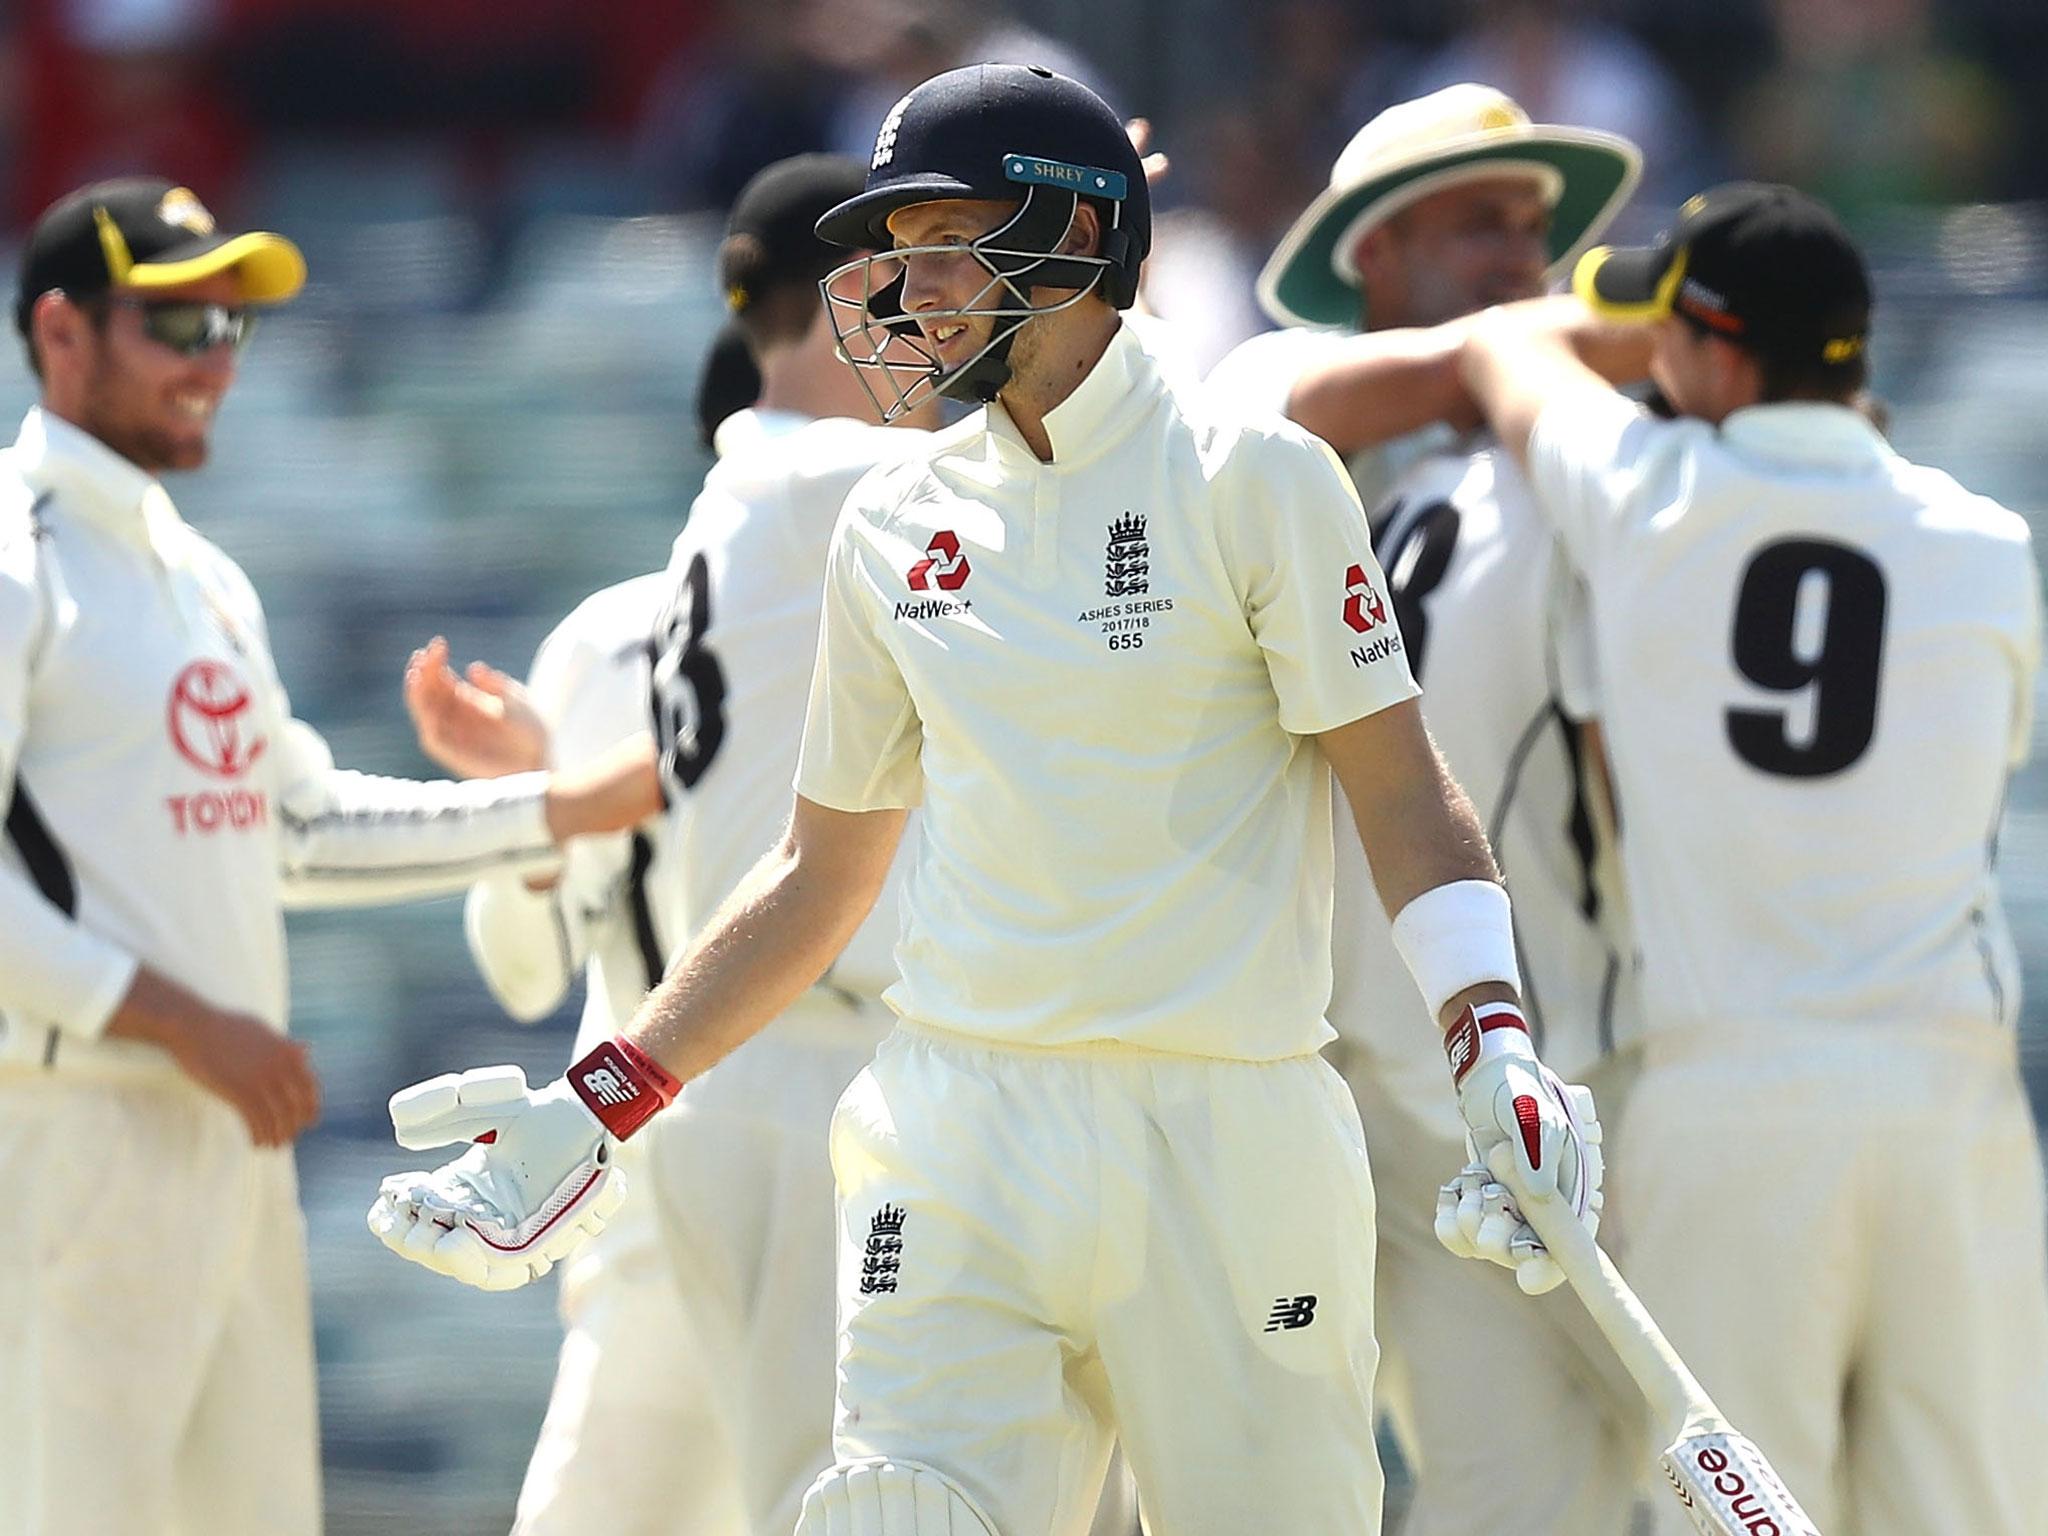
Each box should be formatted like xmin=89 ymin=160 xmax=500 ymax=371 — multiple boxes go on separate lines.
xmin=1662 ymin=1431 xmax=1821 ymax=1536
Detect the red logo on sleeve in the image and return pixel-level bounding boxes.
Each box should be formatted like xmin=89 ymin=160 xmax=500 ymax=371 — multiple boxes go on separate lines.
xmin=908 ymin=531 xmax=972 ymax=592
xmin=167 ymin=659 xmax=267 ymax=778
xmin=1343 ymin=564 xmax=1388 ymax=633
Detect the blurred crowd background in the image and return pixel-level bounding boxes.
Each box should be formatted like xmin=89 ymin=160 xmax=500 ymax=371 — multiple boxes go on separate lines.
xmin=3 ymin=0 xmax=2046 ymax=1529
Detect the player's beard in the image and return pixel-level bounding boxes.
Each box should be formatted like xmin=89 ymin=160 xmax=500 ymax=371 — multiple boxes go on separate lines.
xmin=79 ymin=345 xmax=213 ymax=474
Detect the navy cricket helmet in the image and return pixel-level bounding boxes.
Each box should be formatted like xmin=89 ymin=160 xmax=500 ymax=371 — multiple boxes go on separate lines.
xmin=815 ymin=62 xmax=1151 ymax=419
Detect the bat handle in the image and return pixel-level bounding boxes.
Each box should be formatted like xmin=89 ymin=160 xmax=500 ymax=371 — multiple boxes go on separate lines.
xmin=1515 ymin=1188 xmax=1729 ymax=1438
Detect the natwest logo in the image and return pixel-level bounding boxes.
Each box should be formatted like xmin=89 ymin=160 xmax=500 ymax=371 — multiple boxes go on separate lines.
xmin=1342 ymin=564 xmax=1388 ymax=634
xmin=167 ymin=659 xmax=266 ymax=778
xmin=908 ymin=531 xmax=971 ymax=592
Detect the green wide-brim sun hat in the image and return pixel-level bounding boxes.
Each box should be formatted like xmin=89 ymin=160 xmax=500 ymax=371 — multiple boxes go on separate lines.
xmin=1259 ymin=129 xmax=1641 ymax=331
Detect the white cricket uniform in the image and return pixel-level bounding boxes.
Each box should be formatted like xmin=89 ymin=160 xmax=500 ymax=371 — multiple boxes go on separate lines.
xmin=797 ymin=325 xmax=1417 ymax=1535
xmin=1528 ymin=393 xmax=2048 ymax=1536
xmin=0 ymin=409 xmax=569 ymax=1536
xmin=460 ymin=573 xmax=739 ymax=1536
xmin=1210 ymin=330 xmax=1645 ymax=1534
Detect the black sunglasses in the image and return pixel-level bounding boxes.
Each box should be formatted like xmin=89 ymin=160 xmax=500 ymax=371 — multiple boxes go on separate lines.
xmin=106 ymin=296 xmax=256 ymax=357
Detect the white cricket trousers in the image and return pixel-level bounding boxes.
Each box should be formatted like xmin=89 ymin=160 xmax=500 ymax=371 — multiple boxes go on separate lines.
xmin=1337 ymin=1043 xmax=1644 ymax=1535
xmin=826 ymin=1024 xmax=1384 ymax=1536
xmin=512 ymin=997 xmax=1144 ymax=1536
xmin=510 ymin=1132 xmax=743 ymax=1536
xmin=0 ymin=1070 xmax=319 ymax=1536
xmin=1614 ymin=1018 xmax=2048 ymax=1536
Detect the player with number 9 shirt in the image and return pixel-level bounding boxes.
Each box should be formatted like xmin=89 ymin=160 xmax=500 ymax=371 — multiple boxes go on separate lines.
xmin=1460 ymin=182 xmax=2048 ymax=1536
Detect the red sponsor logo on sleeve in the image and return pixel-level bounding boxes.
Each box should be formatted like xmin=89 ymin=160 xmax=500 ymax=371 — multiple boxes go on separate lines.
xmin=1343 ymin=564 xmax=1388 ymax=633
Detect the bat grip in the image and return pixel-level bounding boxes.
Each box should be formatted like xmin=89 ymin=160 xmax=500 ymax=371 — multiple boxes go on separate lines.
xmin=1515 ymin=1188 xmax=1729 ymax=1440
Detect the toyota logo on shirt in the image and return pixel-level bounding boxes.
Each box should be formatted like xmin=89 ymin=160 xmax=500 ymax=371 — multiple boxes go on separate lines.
xmin=166 ymin=659 xmax=267 ymax=778
xmin=1343 ymin=564 xmax=1389 ymax=633
xmin=908 ymin=531 xmax=972 ymax=592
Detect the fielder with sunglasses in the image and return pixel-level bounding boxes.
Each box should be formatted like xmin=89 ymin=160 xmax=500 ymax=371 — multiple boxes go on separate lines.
xmin=0 ymin=178 xmax=653 ymax=1535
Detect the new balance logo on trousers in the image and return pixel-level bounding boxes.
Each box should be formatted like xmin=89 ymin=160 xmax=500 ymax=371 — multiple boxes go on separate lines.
xmin=1265 ymin=1294 xmax=1318 ymax=1332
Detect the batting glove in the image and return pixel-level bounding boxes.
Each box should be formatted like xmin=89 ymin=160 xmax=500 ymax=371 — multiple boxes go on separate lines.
xmin=1435 ymin=1001 xmax=1604 ymax=1294
xmin=367 ymin=1037 xmax=678 ymax=1291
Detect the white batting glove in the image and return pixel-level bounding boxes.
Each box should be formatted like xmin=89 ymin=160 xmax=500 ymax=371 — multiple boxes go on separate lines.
xmin=1435 ymin=1002 xmax=1604 ymax=1294
xmin=367 ymin=1038 xmax=678 ymax=1291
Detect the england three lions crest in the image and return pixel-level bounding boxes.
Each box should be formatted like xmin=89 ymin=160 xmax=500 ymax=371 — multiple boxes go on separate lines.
xmin=1105 ymin=512 xmax=1149 ymax=597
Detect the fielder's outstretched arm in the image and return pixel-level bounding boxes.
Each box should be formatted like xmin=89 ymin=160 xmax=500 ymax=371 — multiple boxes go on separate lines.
xmin=1288 ymin=295 xmax=1650 ymax=458
xmin=1457 ymin=297 xmax=1631 ymax=469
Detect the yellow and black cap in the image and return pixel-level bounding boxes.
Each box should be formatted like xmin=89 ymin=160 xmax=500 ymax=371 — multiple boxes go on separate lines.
xmin=719 ymin=154 xmax=870 ymax=316
xmin=14 ymin=177 xmax=305 ymax=339
xmin=1575 ymin=182 xmax=1871 ymax=369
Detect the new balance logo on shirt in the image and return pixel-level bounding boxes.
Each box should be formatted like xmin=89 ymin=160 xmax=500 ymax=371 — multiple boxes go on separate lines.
xmin=1265 ymin=1294 xmax=1318 ymax=1332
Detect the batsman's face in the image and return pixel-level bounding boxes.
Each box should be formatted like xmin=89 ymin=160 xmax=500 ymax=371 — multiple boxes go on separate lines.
xmin=78 ymin=271 xmax=245 ymax=474
xmin=884 ymin=199 xmax=1022 ymax=366
xmin=1358 ymin=177 xmax=1553 ymax=328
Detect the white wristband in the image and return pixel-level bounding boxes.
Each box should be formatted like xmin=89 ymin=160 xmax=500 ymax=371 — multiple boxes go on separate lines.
xmin=1389 ymin=879 xmax=1522 ymax=1023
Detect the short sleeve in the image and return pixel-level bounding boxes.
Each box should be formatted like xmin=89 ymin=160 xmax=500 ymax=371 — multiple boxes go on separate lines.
xmin=794 ymin=510 xmax=925 ymax=810
xmin=1525 ymin=391 xmax=1669 ymax=581
xmin=1222 ymin=430 xmax=1420 ymax=736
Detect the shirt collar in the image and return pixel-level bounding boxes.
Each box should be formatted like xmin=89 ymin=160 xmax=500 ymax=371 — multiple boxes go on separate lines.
xmin=1718 ymin=401 xmax=1892 ymax=472
xmin=987 ymin=322 xmax=1160 ymax=468
xmin=711 ymin=406 xmax=814 ymax=460
xmin=11 ymin=406 xmax=186 ymax=551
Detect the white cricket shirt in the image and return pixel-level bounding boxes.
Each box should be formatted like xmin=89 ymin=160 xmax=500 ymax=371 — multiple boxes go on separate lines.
xmin=0 ymin=409 xmax=560 ymax=1078
xmin=797 ymin=324 xmax=1419 ymax=1058
xmin=654 ymin=407 xmax=930 ymax=1003
xmin=1326 ymin=442 xmax=1633 ymax=1139
xmin=1529 ymin=394 xmax=2040 ymax=1038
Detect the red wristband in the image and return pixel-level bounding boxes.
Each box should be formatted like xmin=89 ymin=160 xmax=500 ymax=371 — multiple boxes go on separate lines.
xmin=1443 ymin=1001 xmax=1529 ymax=1087
xmin=568 ymin=1035 xmax=681 ymax=1141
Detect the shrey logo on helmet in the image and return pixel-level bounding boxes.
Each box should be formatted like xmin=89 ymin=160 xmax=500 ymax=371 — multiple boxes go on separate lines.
xmin=816 ymin=63 xmax=1153 ymax=425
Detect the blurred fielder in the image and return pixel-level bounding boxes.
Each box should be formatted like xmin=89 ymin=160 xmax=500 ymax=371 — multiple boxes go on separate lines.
xmin=1461 ymin=183 xmax=2048 ymax=1535
xmin=370 ymin=66 xmax=1604 ymax=1535
xmin=0 ymin=179 xmax=643 ymax=1536
xmin=1207 ymin=85 xmax=1649 ymax=1533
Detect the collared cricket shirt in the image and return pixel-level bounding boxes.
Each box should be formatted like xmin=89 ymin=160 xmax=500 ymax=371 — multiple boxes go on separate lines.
xmin=797 ymin=325 xmax=1418 ymax=1058
xmin=1529 ymin=393 xmax=2040 ymax=1038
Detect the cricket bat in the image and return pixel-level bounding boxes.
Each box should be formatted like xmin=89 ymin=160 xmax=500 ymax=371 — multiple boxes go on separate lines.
xmin=1514 ymin=1190 xmax=1822 ymax=1536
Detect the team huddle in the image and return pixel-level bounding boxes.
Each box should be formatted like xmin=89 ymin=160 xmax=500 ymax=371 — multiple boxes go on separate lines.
xmin=2 ymin=58 xmax=2044 ymax=1536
